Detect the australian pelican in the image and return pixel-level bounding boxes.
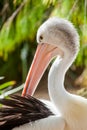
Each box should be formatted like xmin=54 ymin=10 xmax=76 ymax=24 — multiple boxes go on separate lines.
xmin=0 ymin=17 xmax=87 ymax=130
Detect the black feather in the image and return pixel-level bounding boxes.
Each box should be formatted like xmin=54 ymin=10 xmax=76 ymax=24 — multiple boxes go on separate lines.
xmin=0 ymin=95 xmax=53 ymax=130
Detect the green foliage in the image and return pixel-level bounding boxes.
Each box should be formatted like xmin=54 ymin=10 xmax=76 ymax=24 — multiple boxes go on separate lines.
xmin=0 ymin=79 xmax=16 ymax=97
xmin=0 ymin=0 xmax=47 ymax=59
xmin=0 ymin=81 xmax=16 ymax=91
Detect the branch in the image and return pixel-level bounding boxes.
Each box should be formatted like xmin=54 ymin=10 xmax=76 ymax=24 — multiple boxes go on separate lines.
xmin=67 ymin=0 xmax=79 ymax=19
xmin=7 ymin=1 xmax=26 ymax=23
xmin=0 ymin=84 xmax=24 ymax=99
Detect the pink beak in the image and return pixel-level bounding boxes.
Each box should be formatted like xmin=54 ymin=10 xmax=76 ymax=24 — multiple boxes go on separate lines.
xmin=22 ymin=43 xmax=63 ymax=96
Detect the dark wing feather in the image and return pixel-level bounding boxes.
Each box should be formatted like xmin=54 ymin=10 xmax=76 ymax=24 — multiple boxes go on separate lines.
xmin=0 ymin=95 xmax=53 ymax=130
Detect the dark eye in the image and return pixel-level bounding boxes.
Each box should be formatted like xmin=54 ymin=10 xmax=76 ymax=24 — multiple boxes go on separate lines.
xmin=39 ymin=35 xmax=43 ymax=42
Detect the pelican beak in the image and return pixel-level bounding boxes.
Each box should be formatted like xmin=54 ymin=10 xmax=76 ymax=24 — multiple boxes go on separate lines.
xmin=22 ymin=43 xmax=63 ymax=96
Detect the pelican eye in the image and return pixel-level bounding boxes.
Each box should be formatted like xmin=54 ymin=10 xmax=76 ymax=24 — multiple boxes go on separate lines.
xmin=39 ymin=35 xmax=43 ymax=42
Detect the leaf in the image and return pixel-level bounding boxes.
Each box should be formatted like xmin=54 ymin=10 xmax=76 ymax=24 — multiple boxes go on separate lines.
xmin=0 ymin=81 xmax=16 ymax=90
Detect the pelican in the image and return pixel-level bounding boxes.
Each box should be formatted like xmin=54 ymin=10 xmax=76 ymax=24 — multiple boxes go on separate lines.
xmin=0 ymin=17 xmax=87 ymax=130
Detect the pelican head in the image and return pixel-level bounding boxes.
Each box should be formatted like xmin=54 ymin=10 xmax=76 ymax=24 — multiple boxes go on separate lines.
xmin=37 ymin=17 xmax=79 ymax=55
xmin=22 ymin=17 xmax=79 ymax=96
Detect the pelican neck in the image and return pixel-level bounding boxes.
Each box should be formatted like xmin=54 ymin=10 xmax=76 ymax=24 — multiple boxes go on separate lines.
xmin=48 ymin=52 xmax=76 ymax=111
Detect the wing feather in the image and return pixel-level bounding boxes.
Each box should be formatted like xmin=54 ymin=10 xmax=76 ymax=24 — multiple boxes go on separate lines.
xmin=0 ymin=95 xmax=54 ymax=130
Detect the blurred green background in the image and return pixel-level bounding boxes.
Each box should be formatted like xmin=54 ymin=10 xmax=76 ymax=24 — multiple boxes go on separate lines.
xmin=0 ymin=0 xmax=87 ymax=97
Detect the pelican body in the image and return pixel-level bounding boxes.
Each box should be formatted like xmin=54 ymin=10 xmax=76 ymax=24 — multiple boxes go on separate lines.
xmin=0 ymin=17 xmax=87 ymax=130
